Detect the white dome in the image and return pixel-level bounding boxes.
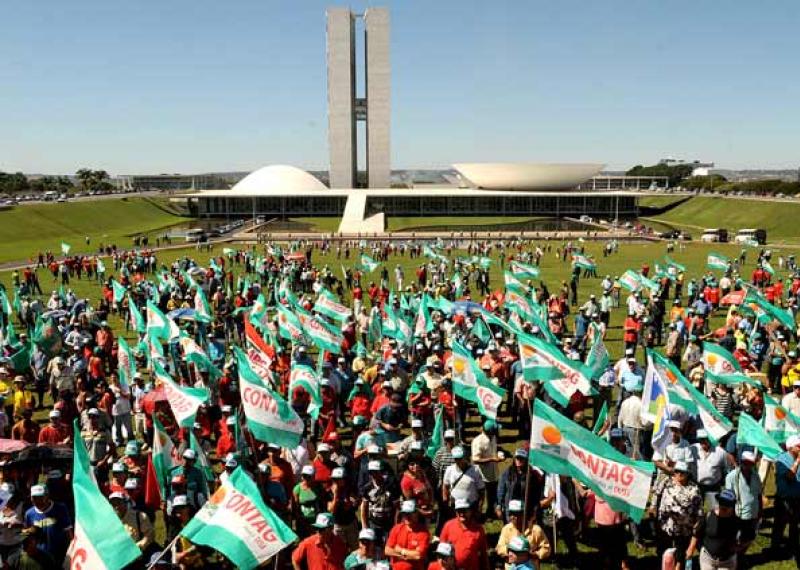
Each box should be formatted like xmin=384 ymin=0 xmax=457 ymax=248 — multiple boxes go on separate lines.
xmin=232 ymin=165 xmax=328 ymax=194
xmin=453 ymin=163 xmax=604 ymax=191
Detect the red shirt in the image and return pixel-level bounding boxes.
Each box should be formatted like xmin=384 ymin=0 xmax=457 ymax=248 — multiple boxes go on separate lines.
xmin=439 ymin=518 xmax=488 ymax=570
xmin=38 ymin=424 xmax=67 ymax=445
xmin=386 ymin=521 xmax=430 ymax=570
xmin=291 ymin=534 xmax=346 ymax=570
xmin=401 ymin=473 xmax=432 ymax=512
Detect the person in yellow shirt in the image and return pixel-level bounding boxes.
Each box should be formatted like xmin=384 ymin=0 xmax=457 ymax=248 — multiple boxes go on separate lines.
xmin=495 ymin=499 xmax=550 ymax=569
xmin=11 ymin=376 xmax=34 ymax=419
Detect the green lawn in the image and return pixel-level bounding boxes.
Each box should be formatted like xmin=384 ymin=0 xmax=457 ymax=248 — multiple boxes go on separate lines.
xmin=638 ymin=195 xmax=688 ymax=209
xmin=386 ymin=216 xmax=546 ymax=231
xmin=640 ymin=195 xmax=800 ymax=242
xmin=0 ymin=198 xmax=189 ymax=264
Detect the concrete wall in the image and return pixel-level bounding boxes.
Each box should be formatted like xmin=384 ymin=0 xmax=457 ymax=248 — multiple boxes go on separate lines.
xmin=327 ymin=8 xmax=356 ymax=188
xmin=364 ymin=7 xmax=391 ymax=189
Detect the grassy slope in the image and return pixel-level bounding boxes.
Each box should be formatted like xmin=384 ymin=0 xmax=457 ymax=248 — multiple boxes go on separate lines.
xmin=289 ymin=216 xmax=548 ymax=232
xmin=0 ymin=198 xmax=188 ymax=263
xmin=640 ymin=196 xmax=800 ymax=241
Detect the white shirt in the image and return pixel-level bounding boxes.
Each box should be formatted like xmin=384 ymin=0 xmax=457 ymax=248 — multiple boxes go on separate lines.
xmin=471 ymin=433 xmax=498 ymax=483
xmin=545 ymin=474 xmax=575 ymax=520
xmin=782 ymin=392 xmax=800 ymax=417
xmin=617 ymin=395 xmax=650 ymax=429
xmin=690 ymin=443 xmax=728 ymax=486
xmin=443 ymin=463 xmax=485 ymax=503
xmin=111 ymin=385 xmax=131 ymax=416
xmin=652 ymin=438 xmax=691 ymax=463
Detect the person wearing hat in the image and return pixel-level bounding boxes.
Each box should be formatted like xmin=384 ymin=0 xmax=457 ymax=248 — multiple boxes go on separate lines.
xmin=219 ymin=454 xmax=239 ymax=486
xmin=724 ymin=449 xmax=762 ymax=557
xmin=471 ymin=419 xmax=502 ymax=519
xmin=108 ymin=371 xmax=133 ymax=448
xmin=327 ymin=467 xmax=359 ymax=551
xmin=398 ymin=418 xmax=429 ymax=462
xmin=442 ymin=446 xmax=485 ymax=515
xmin=348 ymin=378 xmax=375 ymax=424
xmin=653 ymin=420 xmax=691 ymax=478
xmin=385 ymin=499 xmax=430 ymax=570
xmin=80 ymin=408 xmax=113 ymax=477
xmin=293 ymin=465 xmax=325 ymax=537
xmin=109 ymin=491 xmax=155 ymax=555
xmin=616 ymin=380 xmax=650 ymax=461
xmin=771 ymin=434 xmax=800 ymax=561
xmin=370 ymin=380 xmax=394 ymax=416
xmin=439 ymin=498 xmax=489 ymax=570
xmin=291 ymin=512 xmax=346 ymax=570
xmin=255 ymin=463 xmax=289 ymax=516
xmin=263 ymin=443 xmax=295 ymax=498
xmin=360 ymin=459 xmax=400 ymax=544
xmin=697 ymin=489 xmax=742 ymax=570
xmin=505 ymin=535 xmax=535 ymax=569
xmin=496 ymin=499 xmax=550 ymax=570
xmin=10 ymin=377 xmax=34 ymax=421
xmin=215 ymin=416 xmax=238 ymax=458
xmin=343 ymin=527 xmax=378 ymax=570
xmin=170 ymin=449 xmax=207 ymax=508
xmin=400 ymin=452 xmax=435 ymax=519
xmin=5 ymin=526 xmax=55 ymax=569
xmin=783 ymin=378 xmax=800 ymax=418
xmin=654 ymin=461 xmax=703 ymax=568
xmin=432 ymin=429 xmax=458 ymax=500
xmin=427 ymin=541 xmax=456 ymax=570
xmin=313 ymin=442 xmax=337 ymax=488
xmin=37 ymin=409 xmax=69 ymax=445
xmin=496 ymin=447 xmax=543 ymax=523
xmin=0 ymin=482 xmax=24 ymax=560
xmin=689 ymin=429 xmax=728 ymax=505
xmin=373 ymin=392 xmax=409 ymax=446
xmin=23 ymin=485 xmax=72 ymax=564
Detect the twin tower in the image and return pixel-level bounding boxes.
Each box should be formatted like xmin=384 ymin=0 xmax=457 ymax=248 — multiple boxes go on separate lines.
xmin=326 ymin=7 xmax=390 ymax=189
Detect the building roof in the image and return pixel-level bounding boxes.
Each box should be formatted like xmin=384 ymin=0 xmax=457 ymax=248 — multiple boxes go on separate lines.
xmin=452 ymin=162 xmax=605 ymax=191
xmin=230 ymin=165 xmax=327 ymax=195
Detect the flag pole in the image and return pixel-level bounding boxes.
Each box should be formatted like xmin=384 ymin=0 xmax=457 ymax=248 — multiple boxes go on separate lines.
xmin=522 ymin=398 xmax=533 ymax=527
xmin=145 ymin=533 xmax=181 ymax=569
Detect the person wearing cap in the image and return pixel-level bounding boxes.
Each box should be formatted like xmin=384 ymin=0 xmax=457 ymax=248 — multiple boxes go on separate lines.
xmin=170 ymin=449 xmax=207 ymax=508
xmin=432 ymin=429 xmax=457 ymax=494
xmin=496 ymin=448 xmax=543 ymax=524
xmin=439 ymin=498 xmax=489 ymax=570
xmin=654 ymin=461 xmax=703 ymax=567
xmin=37 ymin=409 xmax=69 ymax=445
xmin=771 ymin=434 xmax=800 ymax=561
xmin=109 ymin=491 xmax=155 ymax=555
xmin=370 ymin=381 xmax=394 ymax=416
xmin=24 ymin=485 xmax=72 ymax=564
xmin=293 ymin=465 xmax=325 ymax=537
xmin=697 ymin=489 xmax=742 ymax=570
xmin=442 ymin=446 xmax=485 ymax=515
xmin=504 ymin=535 xmax=535 ymax=570
xmin=291 ymin=512 xmax=347 ymax=570
xmin=327 ymin=467 xmax=359 ymax=551
xmin=689 ymin=429 xmax=728 ymax=504
xmin=108 ymin=371 xmax=133 ymax=447
xmin=81 ymin=408 xmax=113 ymax=477
xmin=373 ymin=392 xmax=409 ymax=446
xmin=495 ymin=499 xmax=550 ymax=570
xmin=471 ymin=419 xmax=502 ymax=519
xmin=360 ymin=459 xmax=400 ymax=543
xmin=313 ymin=442 xmax=337 ymax=488
xmin=427 ymin=541 xmax=456 ymax=570
xmin=398 ymin=418 xmax=429 ymax=462
xmin=400 ymin=451 xmax=435 ymax=518
xmin=263 ymin=443 xmax=295 ymax=498
xmin=782 ymin=378 xmax=800 ymax=417
xmin=541 ymin=474 xmax=580 ymax=565
xmin=724 ymin=454 xmax=762 ymax=562
xmin=215 ymin=416 xmax=238 ymax=458
xmin=343 ymin=527 xmax=378 ymax=570
xmin=617 ymin=381 xmax=651 ymax=461
xmin=348 ymin=378 xmax=375 ymax=423
xmin=385 ymin=500 xmax=430 ymax=570
xmin=219 ymin=454 xmax=239 ymax=485
xmin=0 ymin=482 xmax=25 ymax=560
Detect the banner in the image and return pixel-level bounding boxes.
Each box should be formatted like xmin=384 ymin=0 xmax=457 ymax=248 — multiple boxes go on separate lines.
xmin=738 ymin=412 xmax=782 ymax=461
xmin=642 ymin=353 xmax=672 ymax=453
xmin=450 ymin=341 xmax=506 ymax=419
xmin=154 ymin=361 xmax=209 ymax=427
xmin=509 ymin=260 xmax=540 ymax=280
xmin=707 ymin=253 xmax=730 ymax=271
xmin=518 ymin=333 xmax=593 ymax=407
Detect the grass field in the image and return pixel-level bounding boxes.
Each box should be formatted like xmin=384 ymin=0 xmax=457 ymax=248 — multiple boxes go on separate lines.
xmin=280 ymin=216 xmax=553 ymax=233
xmin=640 ymin=195 xmax=800 ymax=242
xmin=0 ymin=198 xmax=189 ymax=264
xmin=2 ymin=238 xmax=798 ymax=568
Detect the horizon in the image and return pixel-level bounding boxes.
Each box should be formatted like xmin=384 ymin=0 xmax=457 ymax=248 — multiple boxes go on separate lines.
xmin=2 ymin=0 xmax=799 ymax=174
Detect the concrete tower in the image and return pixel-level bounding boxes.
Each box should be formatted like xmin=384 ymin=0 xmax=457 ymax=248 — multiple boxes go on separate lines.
xmin=326 ymin=7 xmax=390 ymax=189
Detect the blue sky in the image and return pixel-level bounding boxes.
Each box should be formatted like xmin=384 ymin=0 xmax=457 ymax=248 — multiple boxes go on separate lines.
xmin=1 ymin=0 xmax=798 ymax=174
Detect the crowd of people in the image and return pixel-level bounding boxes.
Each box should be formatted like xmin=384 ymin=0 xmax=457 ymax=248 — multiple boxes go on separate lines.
xmin=0 ymin=237 xmax=798 ymax=569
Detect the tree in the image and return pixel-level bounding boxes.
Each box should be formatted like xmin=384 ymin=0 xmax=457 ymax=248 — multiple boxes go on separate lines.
xmin=75 ymin=168 xmax=111 ymax=192
xmin=0 ymin=171 xmax=30 ymax=194
xmin=682 ymin=174 xmax=727 ymax=191
xmin=626 ymin=163 xmax=693 ymax=186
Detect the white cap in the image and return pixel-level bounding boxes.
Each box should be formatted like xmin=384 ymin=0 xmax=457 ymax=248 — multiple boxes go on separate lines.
xmin=109 ymin=491 xmax=128 ymax=502
xmin=358 ymin=528 xmax=376 ymax=541
xmin=674 ymin=461 xmax=690 ymax=473
xmin=410 ymin=441 xmax=423 ymax=451
xmin=221 ymin=405 xmax=233 ymax=413
xmin=301 ymin=465 xmax=315 ymax=476
xmin=225 ymin=457 xmax=238 ymax=468
xmin=30 ymin=485 xmax=47 ymax=498
xmin=368 ymin=460 xmax=382 ymax=472
xmin=742 ymin=450 xmax=757 ymax=463
xmin=454 ymin=498 xmax=470 ymax=510
xmin=0 ymin=482 xmax=15 ymax=495
xmin=172 ymin=494 xmax=189 ymax=507
xmin=124 ymin=479 xmax=139 ymax=490
xmin=787 ymin=435 xmax=800 ymax=450
xmin=87 ymin=408 xmax=100 ymax=417
xmin=444 ymin=429 xmax=456 ymax=439
xmin=696 ymin=429 xmax=709 ymax=439
xmin=400 ymin=500 xmax=416 ymax=514
xmin=411 ymin=418 xmax=423 ymax=428
xmin=436 ymin=542 xmax=455 ymax=557
xmin=317 ymin=443 xmax=331 ymax=453
xmin=112 ymin=462 xmax=126 ymax=473
xmin=508 ymin=499 xmax=523 ymax=513
xmin=451 ymin=446 xmax=465 ymax=459
xmin=182 ymin=449 xmax=197 ymax=460
xmin=667 ymin=420 xmax=682 ymax=429
xmin=49 ymin=410 xmax=61 ymax=419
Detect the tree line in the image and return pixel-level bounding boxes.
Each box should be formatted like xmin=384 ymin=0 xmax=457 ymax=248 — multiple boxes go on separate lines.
xmin=0 ymin=169 xmax=112 ymax=195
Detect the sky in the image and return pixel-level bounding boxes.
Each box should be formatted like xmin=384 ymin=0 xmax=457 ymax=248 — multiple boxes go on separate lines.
xmin=1 ymin=0 xmax=799 ymax=174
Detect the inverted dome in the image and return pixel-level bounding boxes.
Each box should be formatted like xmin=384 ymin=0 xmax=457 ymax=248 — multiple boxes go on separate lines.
xmin=232 ymin=165 xmax=328 ymax=194
xmin=453 ymin=162 xmax=605 ymax=191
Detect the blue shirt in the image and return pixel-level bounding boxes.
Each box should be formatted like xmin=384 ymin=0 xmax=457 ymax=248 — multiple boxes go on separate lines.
xmin=24 ymin=501 xmax=72 ymax=557
xmin=621 ymin=368 xmax=644 ymax=392
xmin=776 ymin=452 xmax=800 ymax=498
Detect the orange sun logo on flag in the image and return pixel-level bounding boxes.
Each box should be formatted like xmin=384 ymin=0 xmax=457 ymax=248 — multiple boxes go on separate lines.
xmin=209 ymin=486 xmax=227 ymax=506
xmin=776 ymin=407 xmax=788 ymax=421
xmin=453 ymin=359 xmax=465 ymax=374
xmin=542 ymin=425 xmax=562 ymax=445
xmin=521 ymin=345 xmax=535 ymax=358
xmin=707 ymin=354 xmax=718 ymax=366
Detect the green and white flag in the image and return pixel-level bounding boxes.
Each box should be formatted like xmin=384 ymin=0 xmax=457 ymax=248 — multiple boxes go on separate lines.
xmin=152 ymin=416 xmax=177 ymax=501
xmin=518 ymin=333 xmax=593 ymax=407
xmin=289 ymin=364 xmax=322 ymax=419
xmin=702 ymin=342 xmax=742 ymax=379
xmin=413 ymin=294 xmax=433 ymax=338
xmin=639 ymin=274 xmax=660 ymax=294
xmin=67 ymin=420 xmax=141 ymax=570
xmin=764 ymin=393 xmax=800 ymax=443
xmin=303 ymin=316 xmax=343 ymax=354
xmin=509 ymin=260 xmax=540 ymax=280
xmin=503 ymin=271 xmax=529 ymax=295
xmin=762 ymin=261 xmax=775 ymax=276
xmin=664 ymin=255 xmax=686 ymax=272
xmin=426 ymin=407 xmax=444 ymax=459
xmin=146 ymin=300 xmax=171 ymax=340
xmin=738 ymin=412 xmax=782 ymax=461
xmin=111 ymin=279 xmax=127 ymax=303
xmin=61 ymin=241 xmax=71 ymax=255
xmin=275 ymin=303 xmax=305 ymax=342
xmin=571 ymin=253 xmax=596 ymax=271
xmin=360 ymin=254 xmax=379 ymax=272
xmin=223 ymin=247 xmax=238 ymax=256
xmin=707 ymin=253 xmax=731 ymax=271
xmin=194 ymin=287 xmax=213 ymax=323
xmin=190 ymin=431 xmax=215 ymax=487
xmin=744 ymin=289 xmax=795 ymax=330
xmin=314 ymin=289 xmax=352 ymax=322
xmin=180 ymin=468 xmax=297 ymax=570
xmin=0 ymin=288 xmax=12 ymax=316
xmin=593 ymin=401 xmax=608 ymax=435
xmin=529 ymin=399 xmax=654 ymax=522
xmin=128 ymin=295 xmax=145 ymax=333
xmin=235 ymin=347 xmax=304 ymax=449
xmin=154 ymin=361 xmax=209 ymax=427
xmin=585 ymin=322 xmax=610 ymax=377
xmin=450 ymin=341 xmax=506 ymax=419
xmin=117 ymin=337 xmax=136 ymax=390
xmin=619 ymin=270 xmax=641 ymax=292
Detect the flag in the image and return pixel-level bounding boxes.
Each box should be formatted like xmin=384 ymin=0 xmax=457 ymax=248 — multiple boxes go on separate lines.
xmin=764 ymin=393 xmax=800 ymax=443
xmin=642 ymin=353 xmax=672 ymax=453
xmin=146 ymin=300 xmax=171 ymax=340
xmin=571 ymin=253 xmax=596 ymax=271
xmin=150 ymin=416 xmax=177 ymax=503
xmin=664 ymin=255 xmax=686 ymax=272
xmin=32 ymin=315 xmax=62 ymax=357
xmin=223 ymin=247 xmax=237 ymax=256
xmin=450 ymin=341 xmax=506 ymax=419
xmin=153 ymin=361 xmax=209 ymax=427
xmin=244 ymin=318 xmax=275 ymax=386
xmin=0 ymin=288 xmax=12 ymax=316
xmin=707 ymin=253 xmax=730 ymax=271
xmin=360 ymin=254 xmax=379 ymax=272
xmin=585 ymin=322 xmax=610 ymax=377
xmin=509 ymin=260 xmax=540 ymax=280
xmin=67 ymin=420 xmax=141 ymax=570
xmin=744 ymin=289 xmax=795 ymax=330
xmin=619 ymin=270 xmax=641 ymax=292
xmin=61 ymin=241 xmax=71 ymax=255
xmin=413 ymin=294 xmax=433 ymax=338
xmin=503 ymin=271 xmax=528 ymax=295
xmin=517 ymin=333 xmax=593 ymax=407
xmin=639 ymin=274 xmax=660 ymax=294
xmin=313 ymin=289 xmax=352 ymax=322
xmin=289 ymin=364 xmax=322 ymax=419
xmin=190 ymin=431 xmax=215 ymax=486
xmin=180 ymin=468 xmax=297 ymax=570
xmin=303 ymin=316 xmax=343 ymax=354
xmin=194 ymin=287 xmax=213 ymax=323
xmin=702 ymin=342 xmax=742 ymax=379
xmin=235 ymin=347 xmax=304 ymax=448
xmin=127 ymin=295 xmax=145 ymax=333
xmin=529 ymin=399 xmax=654 ymax=522
xmin=111 ymin=279 xmax=127 ymax=303
xmin=426 ymin=407 xmax=444 ymax=459
xmin=738 ymin=412 xmax=782 ymax=461
xmin=117 ymin=337 xmax=136 ymax=390
xmin=472 ymin=317 xmax=492 ymax=345
xmin=275 ymin=302 xmax=305 ymax=342
xmin=762 ymin=261 xmax=775 ymax=276
xmin=593 ymin=401 xmax=608 ymax=435
xmin=177 ymin=333 xmax=222 ymax=379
